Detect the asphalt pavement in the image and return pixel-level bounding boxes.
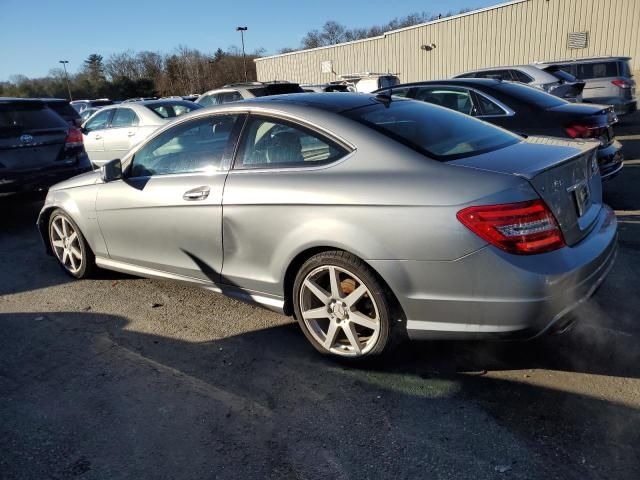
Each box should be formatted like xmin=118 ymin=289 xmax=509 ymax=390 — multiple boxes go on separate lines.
xmin=1 ymin=114 xmax=639 ymax=480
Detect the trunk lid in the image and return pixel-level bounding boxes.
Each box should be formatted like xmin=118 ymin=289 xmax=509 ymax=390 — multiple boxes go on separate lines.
xmin=450 ymin=137 xmax=602 ymax=246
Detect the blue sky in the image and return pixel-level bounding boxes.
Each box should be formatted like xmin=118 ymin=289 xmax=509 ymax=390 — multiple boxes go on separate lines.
xmin=0 ymin=0 xmax=500 ymax=81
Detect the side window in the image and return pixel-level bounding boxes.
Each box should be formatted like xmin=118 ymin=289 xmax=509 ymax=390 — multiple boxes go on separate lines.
xmin=220 ymin=91 xmax=243 ymax=103
xmin=413 ymin=87 xmax=475 ymax=115
xmin=130 ymin=115 xmax=242 ymax=177
xmin=380 ymin=87 xmax=410 ymax=98
xmin=511 ymin=70 xmax=533 ymax=83
xmin=84 ymin=109 xmax=113 ymax=132
xmin=235 ymin=116 xmax=347 ymax=169
xmin=198 ymin=94 xmax=217 ymax=107
xmin=475 ymin=93 xmax=508 ymax=116
xmin=111 ymin=108 xmax=139 ymax=128
xmin=477 ymin=69 xmax=510 ymax=80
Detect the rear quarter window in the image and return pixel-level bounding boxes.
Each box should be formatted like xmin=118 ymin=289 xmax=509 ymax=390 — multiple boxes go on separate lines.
xmin=575 ymin=62 xmax=619 ymax=79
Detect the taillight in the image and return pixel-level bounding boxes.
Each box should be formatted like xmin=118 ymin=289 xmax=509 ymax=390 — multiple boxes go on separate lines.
xmin=65 ymin=127 xmax=83 ymax=148
xmin=564 ymin=124 xmax=607 ymax=139
xmin=611 ymin=80 xmax=631 ymax=89
xmin=457 ymin=199 xmax=565 ymax=255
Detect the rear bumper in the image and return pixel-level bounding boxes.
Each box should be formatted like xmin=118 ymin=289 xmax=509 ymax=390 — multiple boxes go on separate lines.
xmin=0 ymin=162 xmax=92 ymax=197
xmin=369 ymin=205 xmax=618 ymax=340
xmin=597 ymin=140 xmax=624 ymax=181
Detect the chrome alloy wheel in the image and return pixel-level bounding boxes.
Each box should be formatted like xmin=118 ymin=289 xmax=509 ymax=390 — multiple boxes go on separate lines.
xmin=299 ymin=265 xmax=380 ymax=357
xmin=50 ymin=215 xmax=83 ymax=274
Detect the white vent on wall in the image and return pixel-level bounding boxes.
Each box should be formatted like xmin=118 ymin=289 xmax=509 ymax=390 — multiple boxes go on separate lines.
xmin=568 ymin=31 xmax=588 ymax=49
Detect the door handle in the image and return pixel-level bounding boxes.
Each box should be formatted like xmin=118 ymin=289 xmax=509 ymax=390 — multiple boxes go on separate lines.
xmin=183 ymin=186 xmax=210 ymax=201
xmin=127 ymin=131 xmax=136 ymax=137
xmin=94 ymin=134 xmax=102 ymax=140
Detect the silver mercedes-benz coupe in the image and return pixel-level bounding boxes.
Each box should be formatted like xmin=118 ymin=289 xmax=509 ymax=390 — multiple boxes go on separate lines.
xmin=38 ymin=93 xmax=617 ymax=360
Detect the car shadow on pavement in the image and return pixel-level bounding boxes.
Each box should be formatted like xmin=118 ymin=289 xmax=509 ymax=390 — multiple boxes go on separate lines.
xmin=0 ymin=197 xmax=134 ymax=296
xmin=1 ymin=310 xmax=639 ymax=479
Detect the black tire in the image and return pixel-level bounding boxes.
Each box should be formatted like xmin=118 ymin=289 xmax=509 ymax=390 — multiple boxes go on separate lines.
xmin=48 ymin=208 xmax=96 ymax=279
xmin=292 ymin=250 xmax=402 ymax=361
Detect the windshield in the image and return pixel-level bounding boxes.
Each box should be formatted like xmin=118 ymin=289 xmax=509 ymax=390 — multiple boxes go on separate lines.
xmin=249 ymin=84 xmax=304 ymax=96
xmin=342 ymin=99 xmax=520 ymax=161
xmin=146 ymin=101 xmax=202 ymax=118
xmin=493 ymin=82 xmax=566 ymax=108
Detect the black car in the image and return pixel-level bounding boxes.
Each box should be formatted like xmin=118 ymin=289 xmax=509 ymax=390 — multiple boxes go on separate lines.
xmin=0 ymin=98 xmax=92 ymax=197
xmin=39 ymin=98 xmax=82 ymax=126
xmin=374 ymin=78 xmax=623 ymax=180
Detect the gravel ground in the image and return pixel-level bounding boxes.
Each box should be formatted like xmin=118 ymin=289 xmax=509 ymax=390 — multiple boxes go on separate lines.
xmin=1 ymin=114 xmax=639 ymax=480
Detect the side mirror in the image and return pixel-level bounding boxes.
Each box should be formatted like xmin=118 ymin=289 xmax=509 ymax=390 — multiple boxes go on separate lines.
xmin=100 ymin=158 xmax=123 ymax=183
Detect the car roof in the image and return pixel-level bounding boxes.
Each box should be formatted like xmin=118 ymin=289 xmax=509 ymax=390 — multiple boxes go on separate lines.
xmin=237 ymin=92 xmax=386 ymax=112
xmin=538 ymin=56 xmax=631 ymax=64
xmin=376 ymin=78 xmax=505 ymax=90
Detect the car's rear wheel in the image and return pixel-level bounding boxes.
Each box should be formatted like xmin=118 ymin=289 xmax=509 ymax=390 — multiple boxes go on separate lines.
xmin=48 ymin=209 xmax=95 ymax=279
xmin=293 ymin=251 xmax=398 ymax=360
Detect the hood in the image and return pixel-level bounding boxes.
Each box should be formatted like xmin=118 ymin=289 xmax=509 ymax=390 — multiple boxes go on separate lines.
xmin=49 ymin=169 xmax=99 ymax=191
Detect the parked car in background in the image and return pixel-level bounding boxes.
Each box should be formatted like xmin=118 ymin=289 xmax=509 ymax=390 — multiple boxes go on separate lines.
xmin=82 ymin=99 xmax=201 ymax=167
xmin=454 ymin=65 xmax=585 ymax=102
xmin=0 ymin=98 xmax=91 ymax=197
xmin=70 ymin=99 xmax=114 ymax=113
xmin=38 ymin=93 xmax=617 ymax=360
xmin=79 ymin=107 xmax=102 ymax=123
xmin=301 ymin=83 xmax=350 ymax=93
xmin=374 ymin=78 xmax=623 ymax=179
xmin=195 ymin=81 xmax=304 ymax=106
xmin=39 ymin=98 xmax=83 ymax=126
xmin=121 ymin=97 xmax=157 ymax=103
xmin=338 ymin=73 xmax=400 ymax=93
xmin=181 ymin=94 xmax=200 ymax=102
xmin=536 ymin=57 xmax=637 ymax=116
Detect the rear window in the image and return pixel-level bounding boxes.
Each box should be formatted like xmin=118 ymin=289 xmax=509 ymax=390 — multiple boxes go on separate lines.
xmin=91 ymin=100 xmax=114 ymax=107
xmin=146 ymin=101 xmax=201 ymax=118
xmin=571 ymin=61 xmax=619 ymax=79
xmin=248 ymin=84 xmax=304 ymax=97
xmin=342 ymin=99 xmax=520 ymax=161
xmin=45 ymin=101 xmax=80 ymax=121
xmin=493 ymin=82 xmax=566 ymax=108
xmin=0 ymin=103 xmax=67 ymax=136
xmin=544 ymin=67 xmax=579 ymax=83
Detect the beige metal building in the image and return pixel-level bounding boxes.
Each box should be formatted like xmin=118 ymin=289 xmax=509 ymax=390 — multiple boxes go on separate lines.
xmin=255 ymin=0 xmax=640 ymax=84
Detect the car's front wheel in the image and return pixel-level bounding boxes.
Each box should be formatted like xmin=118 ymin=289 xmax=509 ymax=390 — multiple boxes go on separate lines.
xmin=293 ymin=251 xmax=399 ymax=360
xmin=48 ymin=209 xmax=95 ymax=279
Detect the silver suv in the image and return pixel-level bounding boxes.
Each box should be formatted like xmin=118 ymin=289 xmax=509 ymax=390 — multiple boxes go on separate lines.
xmin=453 ymin=65 xmax=584 ymax=102
xmin=195 ymin=82 xmax=304 ymax=106
xmin=537 ymin=56 xmax=637 ymax=116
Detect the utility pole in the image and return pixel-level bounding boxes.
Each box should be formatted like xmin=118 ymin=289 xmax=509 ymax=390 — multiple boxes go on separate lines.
xmin=236 ymin=26 xmax=248 ymax=82
xmin=59 ymin=60 xmax=72 ymax=101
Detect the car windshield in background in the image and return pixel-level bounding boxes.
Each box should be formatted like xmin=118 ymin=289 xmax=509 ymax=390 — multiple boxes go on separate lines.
xmin=494 ymin=82 xmax=567 ymax=108
xmin=248 ymin=83 xmax=304 ymax=97
xmin=343 ymin=99 xmax=520 ymax=160
xmin=146 ymin=101 xmax=202 ymax=118
xmin=0 ymin=103 xmax=66 ymax=136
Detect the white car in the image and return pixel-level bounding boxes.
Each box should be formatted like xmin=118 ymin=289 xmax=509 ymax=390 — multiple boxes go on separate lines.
xmin=82 ymin=100 xmax=201 ymax=167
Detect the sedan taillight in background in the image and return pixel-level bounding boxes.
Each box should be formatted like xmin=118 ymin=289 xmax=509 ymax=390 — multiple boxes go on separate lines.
xmin=564 ymin=124 xmax=608 ymax=139
xmin=457 ymin=199 xmax=565 ymax=255
xmin=65 ymin=127 xmax=83 ymax=148
xmin=611 ymin=80 xmax=632 ymax=89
